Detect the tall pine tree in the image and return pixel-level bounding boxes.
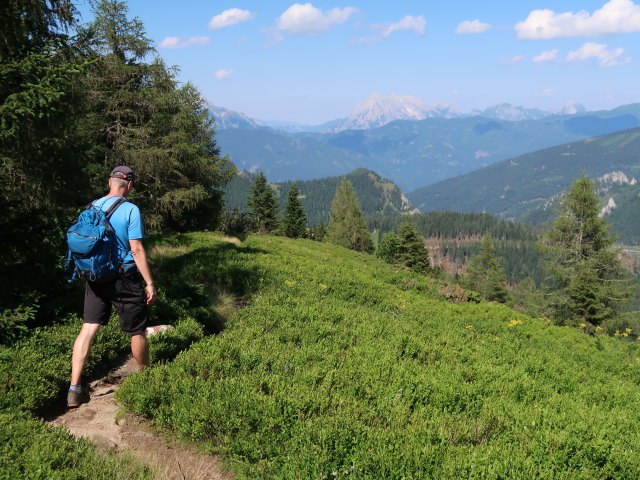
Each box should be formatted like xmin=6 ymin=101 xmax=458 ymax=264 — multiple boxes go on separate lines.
xmin=1 ymin=0 xmax=90 ymax=311
xmin=326 ymin=179 xmax=374 ymax=253
xmin=464 ymin=236 xmax=509 ymax=303
xmin=540 ymin=175 xmax=633 ymax=325
xmin=247 ymin=171 xmax=279 ymax=234
xmin=282 ymin=183 xmax=307 ymax=238
xmin=81 ymin=0 xmax=233 ymax=232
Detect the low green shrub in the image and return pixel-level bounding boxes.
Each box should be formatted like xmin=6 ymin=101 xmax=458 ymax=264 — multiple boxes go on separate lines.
xmin=147 ymin=316 xmax=204 ymax=364
xmin=0 ymin=412 xmax=151 ymax=479
xmin=0 ymin=304 xmax=35 ymax=346
xmin=118 ymin=233 xmax=640 ymax=479
xmin=0 ymin=318 xmax=130 ymax=414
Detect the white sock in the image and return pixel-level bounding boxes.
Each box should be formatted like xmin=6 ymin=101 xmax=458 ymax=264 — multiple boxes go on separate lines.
xmin=69 ymin=384 xmax=82 ymax=393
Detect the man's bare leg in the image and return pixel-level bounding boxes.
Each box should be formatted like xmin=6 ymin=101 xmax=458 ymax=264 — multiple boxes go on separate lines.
xmin=71 ymin=323 xmax=102 ymax=386
xmin=131 ymin=334 xmax=149 ymax=370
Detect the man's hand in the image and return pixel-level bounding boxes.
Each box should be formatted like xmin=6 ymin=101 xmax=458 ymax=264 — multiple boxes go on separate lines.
xmin=145 ymin=284 xmax=157 ymax=305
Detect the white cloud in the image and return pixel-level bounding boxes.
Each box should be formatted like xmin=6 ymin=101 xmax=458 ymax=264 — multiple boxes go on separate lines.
xmin=354 ymin=15 xmax=426 ymax=44
xmin=533 ymin=49 xmax=559 ymax=63
xmin=158 ymin=36 xmax=210 ymax=49
xmin=515 ymin=0 xmax=640 ymax=39
xmin=276 ymin=3 xmax=358 ymax=36
xmin=566 ymin=42 xmax=631 ymax=66
xmin=501 ymin=54 xmax=524 ymax=65
xmin=209 ymin=8 xmax=255 ymax=30
xmin=455 ymin=19 xmax=491 ymax=34
xmin=538 ymin=89 xmax=558 ymax=97
xmin=214 ymin=69 xmax=234 ymax=80
xmin=380 ymin=15 xmax=426 ymax=37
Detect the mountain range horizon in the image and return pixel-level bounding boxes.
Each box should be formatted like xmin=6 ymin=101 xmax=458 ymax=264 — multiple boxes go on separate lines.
xmin=210 ymin=92 xmax=598 ymax=133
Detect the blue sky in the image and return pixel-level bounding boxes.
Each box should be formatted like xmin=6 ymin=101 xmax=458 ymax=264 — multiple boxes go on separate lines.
xmin=76 ymin=0 xmax=640 ymax=124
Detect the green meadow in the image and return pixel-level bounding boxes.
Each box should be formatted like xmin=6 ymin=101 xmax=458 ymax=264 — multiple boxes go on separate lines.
xmin=3 ymin=232 xmax=640 ymax=478
xmin=112 ymin=233 xmax=640 ymax=479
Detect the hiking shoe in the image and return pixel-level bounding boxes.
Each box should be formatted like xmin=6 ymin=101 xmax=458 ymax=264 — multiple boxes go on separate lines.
xmin=67 ymin=389 xmax=86 ymax=408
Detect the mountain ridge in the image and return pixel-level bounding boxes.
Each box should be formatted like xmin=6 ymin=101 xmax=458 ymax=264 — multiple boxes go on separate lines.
xmin=406 ymin=127 xmax=640 ymax=243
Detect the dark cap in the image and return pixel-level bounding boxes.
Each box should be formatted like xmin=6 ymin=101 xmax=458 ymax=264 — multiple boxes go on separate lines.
xmin=110 ymin=166 xmax=135 ymax=181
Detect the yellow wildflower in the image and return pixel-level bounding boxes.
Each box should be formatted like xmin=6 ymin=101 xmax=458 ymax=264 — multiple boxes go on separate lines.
xmin=578 ymin=323 xmax=587 ymax=328
xmin=284 ymin=280 xmax=296 ymax=286
xmin=319 ymin=283 xmax=328 ymax=289
xmin=614 ymin=331 xmax=622 ymax=337
xmin=464 ymin=325 xmax=474 ymax=330
xmin=623 ymin=332 xmax=629 ymax=337
xmin=508 ymin=319 xmax=522 ymax=327
xmin=595 ymin=326 xmax=603 ymax=332
xmin=626 ymin=328 xmax=633 ymax=333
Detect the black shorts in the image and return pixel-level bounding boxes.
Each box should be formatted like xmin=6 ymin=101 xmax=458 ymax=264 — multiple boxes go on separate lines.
xmin=84 ymin=270 xmax=148 ymax=335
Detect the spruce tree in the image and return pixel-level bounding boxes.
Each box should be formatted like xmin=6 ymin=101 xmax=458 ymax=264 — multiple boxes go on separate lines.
xmin=81 ymin=0 xmax=233 ymax=232
xmin=247 ymin=171 xmax=279 ymax=234
xmin=397 ymin=222 xmax=431 ymax=274
xmin=376 ymin=232 xmax=400 ymax=264
xmin=1 ymin=0 xmax=89 ymax=310
xmin=540 ymin=175 xmax=633 ymax=325
xmin=464 ymin=236 xmax=509 ymax=303
xmin=282 ymin=183 xmax=307 ymax=238
xmin=325 ymin=179 xmax=374 ymax=253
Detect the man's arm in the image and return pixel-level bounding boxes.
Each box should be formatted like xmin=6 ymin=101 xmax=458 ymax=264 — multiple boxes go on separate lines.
xmin=129 ymin=239 xmax=156 ymax=305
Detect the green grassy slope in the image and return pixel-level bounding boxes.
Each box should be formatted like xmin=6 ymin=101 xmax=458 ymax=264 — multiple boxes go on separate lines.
xmin=118 ymin=233 xmax=640 ymax=479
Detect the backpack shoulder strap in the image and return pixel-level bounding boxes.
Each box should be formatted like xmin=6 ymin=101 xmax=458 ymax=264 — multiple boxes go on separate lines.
xmin=104 ymin=197 xmax=127 ymax=219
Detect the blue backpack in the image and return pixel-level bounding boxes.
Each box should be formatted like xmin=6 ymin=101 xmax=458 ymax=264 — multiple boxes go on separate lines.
xmin=65 ymin=197 xmax=127 ymax=282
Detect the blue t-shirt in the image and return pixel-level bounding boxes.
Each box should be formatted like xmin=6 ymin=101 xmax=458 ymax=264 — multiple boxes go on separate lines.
xmin=92 ymin=196 xmax=144 ymax=266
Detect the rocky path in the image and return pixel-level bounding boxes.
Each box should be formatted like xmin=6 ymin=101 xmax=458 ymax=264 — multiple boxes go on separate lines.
xmin=46 ymin=357 xmax=232 ymax=480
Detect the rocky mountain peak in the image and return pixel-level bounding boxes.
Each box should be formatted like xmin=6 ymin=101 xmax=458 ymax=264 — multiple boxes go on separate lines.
xmin=335 ymin=93 xmax=460 ymax=132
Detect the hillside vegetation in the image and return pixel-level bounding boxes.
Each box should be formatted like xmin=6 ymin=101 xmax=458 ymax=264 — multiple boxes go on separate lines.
xmin=225 ymin=168 xmax=416 ymax=226
xmin=217 ymin=108 xmax=640 ymax=191
xmin=407 ymin=128 xmax=640 ymax=234
xmin=116 ymin=233 xmax=640 ymax=479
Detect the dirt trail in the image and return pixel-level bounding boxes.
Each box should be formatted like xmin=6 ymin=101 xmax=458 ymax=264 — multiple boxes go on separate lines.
xmin=47 ymin=357 xmax=232 ymax=480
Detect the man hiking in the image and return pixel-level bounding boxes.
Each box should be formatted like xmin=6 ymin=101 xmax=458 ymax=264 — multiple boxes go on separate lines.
xmin=67 ymin=166 xmax=156 ymax=408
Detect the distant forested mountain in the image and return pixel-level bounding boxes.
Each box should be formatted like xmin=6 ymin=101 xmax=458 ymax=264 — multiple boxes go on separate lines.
xmin=407 ymin=128 xmax=640 ymax=244
xmin=224 ymin=168 xmax=418 ymax=226
xmin=215 ymin=104 xmax=640 ymax=191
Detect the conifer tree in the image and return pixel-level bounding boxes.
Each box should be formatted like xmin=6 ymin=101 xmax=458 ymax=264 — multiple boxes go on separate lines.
xmin=464 ymin=236 xmax=509 ymax=303
xmin=326 ymin=179 xmax=374 ymax=253
xmin=247 ymin=171 xmax=279 ymax=234
xmin=282 ymin=183 xmax=307 ymax=238
xmin=540 ymin=175 xmax=633 ymax=325
xmin=81 ymin=0 xmax=233 ymax=232
xmin=397 ymin=222 xmax=431 ymax=274
xmin=1 ymin=0 xmax=89 ymax=309
xmin=376 ymin=232 xmax=400 ymax=264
